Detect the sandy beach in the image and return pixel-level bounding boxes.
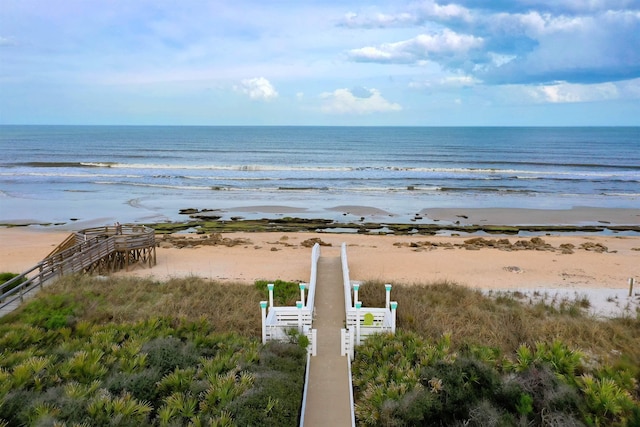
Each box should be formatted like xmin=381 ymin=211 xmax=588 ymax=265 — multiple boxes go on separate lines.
xmin=2 ymin=221 xmax=639 ymax=317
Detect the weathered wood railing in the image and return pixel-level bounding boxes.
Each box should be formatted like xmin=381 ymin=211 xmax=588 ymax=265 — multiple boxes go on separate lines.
xmin=260 ymin=243 xmax=320 ymax=356
xmin=340 ymin=242 xmax=397 ymax=360
xmin=1 ymin=226 xmax=156 ymax=313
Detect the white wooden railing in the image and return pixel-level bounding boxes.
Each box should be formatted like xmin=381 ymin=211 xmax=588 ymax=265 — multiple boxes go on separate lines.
xmin=340 ymin=243 xmax=397 ymax=360
xmin=259 ymin=243 xmax=320 ymax=356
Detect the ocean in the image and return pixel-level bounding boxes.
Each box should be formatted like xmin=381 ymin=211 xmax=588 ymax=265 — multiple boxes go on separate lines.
xmin=0 ymin=125 xmax=638 ymax=226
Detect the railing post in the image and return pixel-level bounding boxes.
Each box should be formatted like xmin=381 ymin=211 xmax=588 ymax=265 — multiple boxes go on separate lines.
xmin=297 ymin=300 xmax=303 ymax=333
xmin=355 ymin=301 xmax=362 ymax=345
xmin=268 ymin=283 xmax=274 ymax=311
xmin=260 ymin=301 xmax=268 ymax=344
xmin=353 ymin=283 xmax=359 ymax=308
xmin=385 ymin=284 xmax=392 ymax=310
xmin=311 ymin=329 xmax=317 ymax=356
xmin=390 ymin=301 xmax=398 ymax=334
xmin=299 ymin=283 xmax=306 ymax=307
xmin=629 ymin=278 xmax=635 ymax=297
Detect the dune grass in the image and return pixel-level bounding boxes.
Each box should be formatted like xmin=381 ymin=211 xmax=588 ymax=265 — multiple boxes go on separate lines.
xmin=1 ymin=274 xmax=264 ymax=336
xmin=0 ymin=275 xmax=305 ymax=426
xmin=358 ymin=280 xmax=640 ymax=367
xmin=356 ymin=281 xmax=640 ymax=426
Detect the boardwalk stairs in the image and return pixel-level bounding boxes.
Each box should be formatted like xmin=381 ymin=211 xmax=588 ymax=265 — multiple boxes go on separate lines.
xmin=1 ymin=225 xmax=156 ymax=316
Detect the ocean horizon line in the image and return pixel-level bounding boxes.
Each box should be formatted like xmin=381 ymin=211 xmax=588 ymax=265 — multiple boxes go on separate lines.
xmin=2 ymin=124 xmax=639 ymax=129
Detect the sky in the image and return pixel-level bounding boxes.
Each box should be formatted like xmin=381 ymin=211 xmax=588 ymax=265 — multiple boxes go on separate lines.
xmin=1 ymin=0 xmax=640 ymax=126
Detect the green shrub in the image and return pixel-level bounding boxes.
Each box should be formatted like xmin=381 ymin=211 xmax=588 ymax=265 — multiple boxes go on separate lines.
xmin=255 ymin=280 xmax=301 ymax=306
xmin=580 ymin=374 xmax=636 ymax=426
xmin=516 ymin=393 xmax=534 ymax=416
xmin=498 ymin=364 xmax=583 ymax=423
xmin=229 ymin=342 xmax=305 ymax=426
xmin=415 ymin=357 xmax=501 ymax=424
xmin=142 ymin=336 xmax=199 ymax=376
xmin=106 ymin=368 xmax=163 ymax=404
xmin=0 ymin=389 xmax=37 ymax=424
xmin=18 ymin=294 xmax=77 ymax=330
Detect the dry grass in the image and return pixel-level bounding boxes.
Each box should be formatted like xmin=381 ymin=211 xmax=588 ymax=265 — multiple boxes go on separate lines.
xmin=358 ymin=280 xmax=640 ymax=367
xmin=6 ymin=274 xmax=263 ymax=336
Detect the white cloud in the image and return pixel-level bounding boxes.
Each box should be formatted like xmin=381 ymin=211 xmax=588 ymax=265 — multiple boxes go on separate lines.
xmin=237 ymin=77 xmax=278 ymax=101
xmin=525 ymin=81 xmax=620 ymax=103
xmin=340 ymin=1 xmax=471 ymax=28
xmin=348 ymin=29 xmax=483 ymax=64
xmin=409 ymin=74 xmax=478 ymax=89
xmin=320 ymin=88 xmax=402 ymax=114
xmin=416 ymin=1 xmax=472 ymax=22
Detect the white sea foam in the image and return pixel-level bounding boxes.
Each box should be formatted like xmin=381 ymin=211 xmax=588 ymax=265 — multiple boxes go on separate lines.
xmin=2 ymin=126 xmax=639 ymax=223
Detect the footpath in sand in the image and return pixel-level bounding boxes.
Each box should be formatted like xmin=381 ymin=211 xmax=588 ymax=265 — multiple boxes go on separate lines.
xmin=304 ymin=255 xmax=353 ymax=426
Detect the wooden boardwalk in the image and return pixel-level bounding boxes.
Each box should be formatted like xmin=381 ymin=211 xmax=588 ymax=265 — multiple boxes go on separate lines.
xmin=303 ymin=256 xmax=354 ymax=426
xmin=1 ymin=225 xmax=156 ymax=317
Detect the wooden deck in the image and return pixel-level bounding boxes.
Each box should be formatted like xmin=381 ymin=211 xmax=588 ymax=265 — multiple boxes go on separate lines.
xmin=0 ymin=225 xmax=156 ymax=316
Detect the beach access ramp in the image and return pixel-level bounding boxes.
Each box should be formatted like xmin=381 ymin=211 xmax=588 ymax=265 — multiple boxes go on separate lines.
xmin=302 ymin=255 xmax=354 ymax=426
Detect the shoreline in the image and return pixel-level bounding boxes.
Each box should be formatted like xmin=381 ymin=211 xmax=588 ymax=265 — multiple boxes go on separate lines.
xmin=2 ymin=205 xmax=639 ymax=235
xmin=2 ymin=205 xmax=639 ymax=318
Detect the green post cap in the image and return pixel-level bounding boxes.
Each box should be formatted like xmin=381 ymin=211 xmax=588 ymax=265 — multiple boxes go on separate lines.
xmin=267 ymin=283 xmax=274 ymax=290
xmin=390 ymin=301 xmax=398 ymax=310
xmin=260 ymin=301 xmax=268 ymax=309
xmin=353 ymin=284 xmax=360 ymax=291
xmin=296 ymin=301 xmax=303 ymax=309
xmin=299 ymin=283 xmax=306 ymax=290
xmin=385 ymin=284 xmax=392 ymax=291
xmin=355 ymin=301 xmax=362 ymax=309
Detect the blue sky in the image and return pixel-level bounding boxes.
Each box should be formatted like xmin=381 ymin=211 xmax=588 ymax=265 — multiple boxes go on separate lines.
xmin=1 ymin=0 xmax=639 ymax=125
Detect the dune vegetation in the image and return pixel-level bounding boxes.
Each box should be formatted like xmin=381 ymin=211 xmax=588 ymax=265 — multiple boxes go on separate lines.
xmin=355 ymin=281 xmax=640 ymax=426
xmin=0 ymin=275 xmax=306 ymax=426
xmin=1 ymin=274 xmax=638 ymax=426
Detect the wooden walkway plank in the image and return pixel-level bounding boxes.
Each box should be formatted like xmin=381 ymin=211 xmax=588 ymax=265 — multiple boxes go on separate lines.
xmin=303 ymin=256 xmax=354 ymax=426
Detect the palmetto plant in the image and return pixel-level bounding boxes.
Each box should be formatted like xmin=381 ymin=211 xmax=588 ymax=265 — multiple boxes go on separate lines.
xmin=506 ymin=340 xmax=584 ymax=383
xmin=11 ymin=355 xmax=53 ymax=390
xmin=355 ymin=383 xmax=395 ymax=425
xmin=27 ymin=402 xmax=61 ymax=423
xmin=63 ymin=380 xmax=101 ymax=399
xmin=157 ymin=391 xmax=199 ymax=426
xmin=580 ymin=374 xmax=635 ymax=426
xmin=536 ymin=340 xmax=584 ymax=382
xmin=0 ymin=324 xmax=46 ymax=351
xmin=210 ymin=410 xmax=235 ymax=427
xmin=199 ymin=352 xmax=240 ymax=382
xmin=0 ymin=348 xmax=35 ymax=370
xmin=509 ymin=343 xmax=538 ymax=372
xmin=59 ymin=349 xmax=110 ymax=383
xmin=0 ymin=368 xmax=11 ymax=399
xmin=200 ymin=369 xmax=254 ymax=416
xmin=118 ymin=352 xmax=148 ymax=374
xmin=86 ymin=390 xmax=153 ymax=425
xmin=157 ymin=367 xmax=197 ymax=394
